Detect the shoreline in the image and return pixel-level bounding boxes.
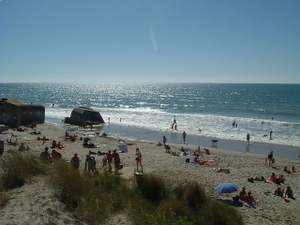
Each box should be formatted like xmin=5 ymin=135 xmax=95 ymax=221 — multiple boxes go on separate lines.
xmin=52 ymin=119 xmax=300 ymax=161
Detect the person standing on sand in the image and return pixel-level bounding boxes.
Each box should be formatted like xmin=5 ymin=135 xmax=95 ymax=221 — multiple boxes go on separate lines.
xmin=136 ymin=148 xmax=143 ymax=172
xmin=163 ymin=136 xmax=167 ymax=146
xmin=182 ymin=131 xmax=187 ymax=144
xmin=107 ymin=150 xmax=113 ymax=172
xmin=71 ymin=153 xmax=80 ymax=169
xmin=246 ymin=133 xmax=250 ymax=144
xmin=112 ymin=149 xmax=121 ymax=174
xmin=40 ymin=147 xmax=50 ymax=161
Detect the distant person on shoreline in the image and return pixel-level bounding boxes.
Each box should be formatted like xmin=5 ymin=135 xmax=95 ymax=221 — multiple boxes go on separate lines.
xmin=108 ymin=117 xmax=110 ymax=124
xmin=232 ymin=120 xmax=238 ymax=128
xmin=246 ymin=133 xmax=250 ymax=144
xmin=269 ymin=130 xmax=273 ymax=140
xmin=163 ymin=136 xmax=167 ymax=146
xmin=120 ymin=118 xmax=122 ymax=123
xmin=171 ymin=118 xmax=177 ymax=130
xmin=182 ymin=131 xmax=187 ymax=144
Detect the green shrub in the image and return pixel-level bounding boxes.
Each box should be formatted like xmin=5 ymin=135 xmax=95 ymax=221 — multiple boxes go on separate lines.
xmin=174 ymin=182 xmax=207 ymax=211
xmin=130 ymin=177 xmax=243 ymax=225
xmin=0 ymin=152 xmax=46 ymax=189
xmin=135 ymin=174 xmax=168 ymax=204
xmin=202 ymin=200 xmax=244 ymax=225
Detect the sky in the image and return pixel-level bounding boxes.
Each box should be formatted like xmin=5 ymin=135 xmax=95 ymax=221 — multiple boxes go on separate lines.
xmin=0 ymin=0 xmax=299 ymax=83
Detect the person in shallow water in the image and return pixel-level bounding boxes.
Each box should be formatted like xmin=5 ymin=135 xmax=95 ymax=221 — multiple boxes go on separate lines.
xmin=246 ymin=133 xmax=250 ymax=144
xmin=182 ymin=131 xmax=187 ymax=144
xmin=269 ymin=130 xmax=273 ymax=140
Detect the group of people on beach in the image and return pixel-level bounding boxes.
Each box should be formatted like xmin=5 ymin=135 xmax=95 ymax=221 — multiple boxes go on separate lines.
xmin=69 ymin=142 xmax=143 ymax=175
xmin=40 ymin=147 xmax=62 ymax=161
xmin=235 ymin=187 xmax=256 ymax=208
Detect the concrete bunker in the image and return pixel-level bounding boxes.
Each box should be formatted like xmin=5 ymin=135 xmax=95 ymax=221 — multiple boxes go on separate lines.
xmin=0 ymin=99 xmax=45 ymax=128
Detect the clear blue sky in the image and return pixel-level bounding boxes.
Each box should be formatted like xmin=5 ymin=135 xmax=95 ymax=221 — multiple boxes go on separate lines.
xmin=0 ymin=0 xmax=299 ymax=83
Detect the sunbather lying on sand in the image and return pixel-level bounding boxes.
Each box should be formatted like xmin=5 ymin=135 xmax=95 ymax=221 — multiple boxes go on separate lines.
xmin=269 ymin=173 xmax=286 ymax=185
xmin=248 ymin=176 xmax=266 ymax=183
xmin=216 ymin=168 xmax=230 ymax=174
xmin=30 ymin=130 xmax=41 ymax=135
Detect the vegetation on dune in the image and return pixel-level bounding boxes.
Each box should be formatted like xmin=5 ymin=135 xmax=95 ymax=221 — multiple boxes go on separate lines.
xmin=0 ymin=152 xmax=243 ymax=225
xmin=0 ymin=152 xmax=46 ymax=190
xmin=49 ymin=161 xmax=129 ymax=224
xmin=50 ymin=167 xmax=243 ymax=225
xmin=130 ymin=176 xmax=243 ymax=225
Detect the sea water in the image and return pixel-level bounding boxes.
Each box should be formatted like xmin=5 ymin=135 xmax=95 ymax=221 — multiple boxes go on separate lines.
xmin=1 ymin=83 xmax=300 ymax=147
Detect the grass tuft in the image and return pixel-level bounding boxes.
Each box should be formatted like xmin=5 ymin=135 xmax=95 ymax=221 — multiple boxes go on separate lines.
xmin=0 ymin=152 xmax=46 ymax=189
xmin=135 ymin=174 xmax=168 ymax=204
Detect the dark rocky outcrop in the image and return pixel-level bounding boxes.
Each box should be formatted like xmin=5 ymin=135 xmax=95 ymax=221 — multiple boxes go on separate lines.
xmin=0 ymin=99 xmax=45 ymax=128
xmin=64 ymin=107 xmax=104 ymax=126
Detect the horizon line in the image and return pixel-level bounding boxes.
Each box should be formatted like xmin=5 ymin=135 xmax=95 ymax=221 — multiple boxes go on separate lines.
xmin=0 ymin=81 xmax=299 ymax=85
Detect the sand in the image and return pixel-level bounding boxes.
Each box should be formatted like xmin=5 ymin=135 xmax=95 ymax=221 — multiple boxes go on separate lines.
xmin=0 ymin=123 xmax=299 ymax=225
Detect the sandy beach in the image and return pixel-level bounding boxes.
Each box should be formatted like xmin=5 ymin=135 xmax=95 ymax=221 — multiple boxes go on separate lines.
xmin=0 ymin=123 xmax=299 ymax=225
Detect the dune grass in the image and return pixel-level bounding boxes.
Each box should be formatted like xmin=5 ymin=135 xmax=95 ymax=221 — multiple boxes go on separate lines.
xmin=0 ymin=152 xmax=46 ymax=190
xmin=0 ymin=153 xmax=243 ymax=225
xmin=49 ymin=161 xmax=129 ymax=224
xmin=130 ymin=176 xmax=244 ymax=225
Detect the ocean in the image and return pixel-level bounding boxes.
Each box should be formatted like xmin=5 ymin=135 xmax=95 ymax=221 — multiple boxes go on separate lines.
xmin=1 ymin=83 xmax=300 ymax=148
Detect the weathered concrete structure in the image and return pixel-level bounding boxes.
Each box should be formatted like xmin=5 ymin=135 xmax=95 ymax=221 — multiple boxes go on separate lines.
xmin=0 ymin=99 xmax=45 ymax=128
xmin=64 ymin=107 xmax=104 ymax=126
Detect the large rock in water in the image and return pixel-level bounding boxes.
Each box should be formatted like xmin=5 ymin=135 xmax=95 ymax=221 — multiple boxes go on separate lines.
xmin=64 ymin=107 xmax=105 ymax=126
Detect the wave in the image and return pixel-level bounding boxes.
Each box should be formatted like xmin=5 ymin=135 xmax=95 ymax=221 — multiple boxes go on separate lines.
xmin=45 ymin=106 xmax=300 ymax=147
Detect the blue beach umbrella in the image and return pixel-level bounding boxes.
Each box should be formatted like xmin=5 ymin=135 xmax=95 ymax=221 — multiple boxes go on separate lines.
xmin=215 ymin=183 xmax=239 ymax=193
